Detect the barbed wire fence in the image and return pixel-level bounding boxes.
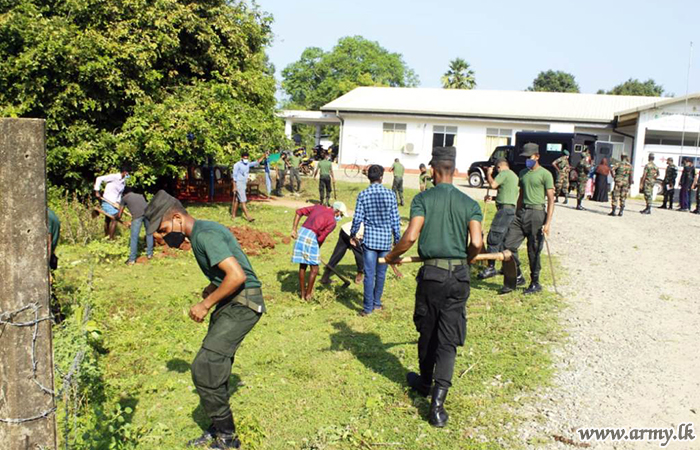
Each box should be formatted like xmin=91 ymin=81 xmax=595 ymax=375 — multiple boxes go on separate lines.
xmin=0 ymin=267 xmax=95 ymax=449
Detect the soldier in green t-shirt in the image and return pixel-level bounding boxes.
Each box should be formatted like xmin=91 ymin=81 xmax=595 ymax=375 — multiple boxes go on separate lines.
xmin=479 ymin=158 xmax=519 ymax=280
xmin=274 ymin=152 xmax=288 ymax=196
xmin=288 ymin=150 xmax=302 ymax=193
xmin=390 ymin=158 xmax=405 ymax=206
xmin=144 ymin=190 xmax=265 ymax=449
xmin=313 ymin=152 xmax=334 ymax=206
xmin=385 ymin=146 xmax=483 ymax=428
xmin=500 ymin=143 xmax=555 ymax=295
xmin=419 ymin=163 xmax=434 ymax=191
xmin=48 ymin=208 xmax=60 ymax=271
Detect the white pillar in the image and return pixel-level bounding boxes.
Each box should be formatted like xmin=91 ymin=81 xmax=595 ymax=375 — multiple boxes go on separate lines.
xmin=284 ymin=120 xmax=293 ymax=139
xmin=631 ymin=118 xmax=647 ymax=196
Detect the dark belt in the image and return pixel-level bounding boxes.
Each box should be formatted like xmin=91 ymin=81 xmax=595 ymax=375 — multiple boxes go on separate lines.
xmin=497 ymin=204 xmax=516 ymax=210
xmin=522 ymin=204 xmax=545 ymax=211
xmin=217 ymin=287 xmax=264 ymax=314
xmin=423 ymin=259 xmax=468 ymax=270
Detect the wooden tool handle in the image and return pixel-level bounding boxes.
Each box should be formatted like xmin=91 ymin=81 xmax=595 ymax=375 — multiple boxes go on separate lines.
xmin=378 ymin=250 xmax=512 ymax=265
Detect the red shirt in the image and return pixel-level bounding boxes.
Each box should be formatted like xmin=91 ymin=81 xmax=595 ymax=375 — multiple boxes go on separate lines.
xmin=297 ymin=205 xmax=337 ymax=245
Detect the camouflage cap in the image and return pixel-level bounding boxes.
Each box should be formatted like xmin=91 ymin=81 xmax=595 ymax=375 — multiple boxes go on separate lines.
xmin=520 ymin=143 xmax=539 ymax=157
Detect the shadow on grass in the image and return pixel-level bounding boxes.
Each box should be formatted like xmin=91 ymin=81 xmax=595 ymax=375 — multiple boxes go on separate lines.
xmin=276 ymin=269 xmax=300 ymax=295
xmin=329 ymin=321 xmax=409 ymax=388
xmin=191 ymin=373 xmax=242 ymax=431
xmin=167 ymin=358 xmax=191 ymax=374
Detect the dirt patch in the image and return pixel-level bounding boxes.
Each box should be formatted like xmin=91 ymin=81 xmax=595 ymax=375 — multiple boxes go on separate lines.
xmin=228 ymin=226 xmax=277 ymax=256
xmin=273 ymin=230 xmax=292 ymax=245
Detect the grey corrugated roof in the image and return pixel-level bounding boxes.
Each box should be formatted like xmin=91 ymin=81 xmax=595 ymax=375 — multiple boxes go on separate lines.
xmin=321 ymin=87 xmax=662 ymax=123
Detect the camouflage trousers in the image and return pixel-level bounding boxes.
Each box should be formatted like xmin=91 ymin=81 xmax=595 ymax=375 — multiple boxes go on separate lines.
xmin=643 ymin=183 xmax=655 ymax=207
xmin=611 ymin=183 xmax=629 ymax=208
xmin=576 ymin=179 xmax=587 ymax=200
xmin=555 ymin=175 xmax=569 ymax=195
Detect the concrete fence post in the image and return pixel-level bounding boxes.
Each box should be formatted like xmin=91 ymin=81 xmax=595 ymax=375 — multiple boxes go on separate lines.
xmin=0 ymin=118 xmax=57 ymax=449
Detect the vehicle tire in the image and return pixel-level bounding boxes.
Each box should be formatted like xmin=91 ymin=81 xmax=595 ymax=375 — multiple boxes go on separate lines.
xmin=469 ymin=172 xmax=483 ymax=188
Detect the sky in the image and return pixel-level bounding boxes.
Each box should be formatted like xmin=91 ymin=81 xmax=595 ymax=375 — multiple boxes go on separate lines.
xmin=258 ymin=0 xmax=700 ymax=100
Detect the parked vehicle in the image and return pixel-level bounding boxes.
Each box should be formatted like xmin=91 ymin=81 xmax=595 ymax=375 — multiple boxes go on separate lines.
xmin=467 ymin=132 xmax=598 ymax=187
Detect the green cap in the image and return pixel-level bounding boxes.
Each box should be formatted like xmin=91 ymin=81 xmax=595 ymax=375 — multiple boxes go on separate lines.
xmin=144 ymin=190 xmax=183 ymax=235
xmin=563 ymin=150 xmax=570 ymax=156
xmin=520 ymin=143 xmax=539 ymax=157
xmin=430 ymin=146 xmax=456 ymax=165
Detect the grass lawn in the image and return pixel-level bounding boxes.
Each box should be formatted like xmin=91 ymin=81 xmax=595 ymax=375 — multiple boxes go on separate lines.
xmin=51 ymin=179 xmax=563 ymax=449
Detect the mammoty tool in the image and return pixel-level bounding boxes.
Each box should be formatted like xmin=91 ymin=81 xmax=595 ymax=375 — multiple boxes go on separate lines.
xmin=378 ymin=250 xmax=517 ymax=291
xmin=320 ymin=257 xmax=351 ymax=288
xmin=333 ymin=179 xmax=337 ymax=200
xmin=542 ymin=233 xmax=561 ymax=296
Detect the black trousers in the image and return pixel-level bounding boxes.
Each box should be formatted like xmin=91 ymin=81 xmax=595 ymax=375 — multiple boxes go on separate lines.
xmin=504 ymin=209 xmax=546 ymax=282
xmin=319 ymin=175 xmax=332 ymax=205
xmin=486 ymin=206 xmax=516 ymax=267
xmin=662 ymin=186 xmax=674 ymax=208
xmin=326 ymin=230 xmax=364 ymax=274
xmin=414 ymin=265 xmax=469 ymax=389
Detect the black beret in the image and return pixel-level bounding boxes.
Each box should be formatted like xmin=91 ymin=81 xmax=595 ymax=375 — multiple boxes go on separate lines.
xmin=430 ymin=146 xmax=456 ymax=165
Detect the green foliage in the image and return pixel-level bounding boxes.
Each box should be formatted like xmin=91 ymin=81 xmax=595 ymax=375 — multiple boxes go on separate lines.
xmin=0 ymin=0 xmax=287 ymax=193
xmin=281 ymin=36 xmax=419 ymax=110
xmin=48 ymin=185 xmax=104 ymax=245
xmin=441 ymin=58 xmax=476 ymax=90
xmin=597 ymin=78 xmax=665 ymax=97
xmin=527 ymin=70 xmax=580 ymax=93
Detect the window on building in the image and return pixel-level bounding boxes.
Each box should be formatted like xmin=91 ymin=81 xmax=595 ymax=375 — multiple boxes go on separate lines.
xmin=485 ymin=128 xmax=512 ymax=157
xmin=433 ymin=125 xmax=458 ymax=147
xmin=382 ymin=123 xmax=407 ymax=151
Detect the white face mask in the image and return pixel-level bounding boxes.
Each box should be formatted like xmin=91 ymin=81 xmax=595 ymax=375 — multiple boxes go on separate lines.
xmin=242 ymin=159 xmax=249 ymax=164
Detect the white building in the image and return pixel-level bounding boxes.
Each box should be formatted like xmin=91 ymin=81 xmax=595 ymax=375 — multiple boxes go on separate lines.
xmin=280 ymin=87 xmax=700 ymax=195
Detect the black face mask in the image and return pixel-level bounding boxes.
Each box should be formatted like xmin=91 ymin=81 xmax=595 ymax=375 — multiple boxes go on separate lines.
xmin=163 ymin=218 xmax=186 ymax=248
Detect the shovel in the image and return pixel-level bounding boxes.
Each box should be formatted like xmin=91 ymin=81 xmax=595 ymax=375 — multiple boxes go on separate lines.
xmin=320 ymin=257 xmax=351 ymax=289
xmin=378 ymin=250 xmax=518 ymax=291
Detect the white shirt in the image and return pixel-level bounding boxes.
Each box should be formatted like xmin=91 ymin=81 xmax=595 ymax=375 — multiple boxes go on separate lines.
xmin=94 ymin=173 xmax=126 ymax=204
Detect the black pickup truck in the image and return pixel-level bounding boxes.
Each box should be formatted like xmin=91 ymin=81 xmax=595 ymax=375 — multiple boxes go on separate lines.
xmin=467 ymin=132 xmax=600 ymax=187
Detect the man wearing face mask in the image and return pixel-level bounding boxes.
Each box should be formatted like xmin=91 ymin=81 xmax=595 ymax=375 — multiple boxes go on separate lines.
xmin=94 ymin=164 xmax=130 ymax=240
xmin=144 ymin=190 xmax=265 ymax=449
xmin=290 ymin=201 xmax=347 ymax=300
xmin=231 ymin=151 xmax=266 ymax=222
xmin=500 ymin=143 xmax=555 ymax=295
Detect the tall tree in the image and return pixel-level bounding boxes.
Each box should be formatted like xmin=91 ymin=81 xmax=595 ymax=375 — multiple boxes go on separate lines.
xmin=281 ymin=36 xmax=419 ymax=110
xmin=598 ymin=78 xmax=665 ymax=97
xmin=528 ymin=70 xmax=580 ymax=93
xmin=441 ymin=58 xmax=476 ymax=90
xmin=0 ymin=0 xmax=287 ymax=192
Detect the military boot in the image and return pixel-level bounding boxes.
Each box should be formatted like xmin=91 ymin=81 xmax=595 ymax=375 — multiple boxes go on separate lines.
xmin=187 ymin=426 xmax=216 ymax=447
xmin=209 ymin=415 xmax=241 ymax=450
xmin=406 ymin=372 xmax=431 ymax=397
xmin=576 ymin=198 xmax=584 ymax=211
xmin=640 ymin=207 xmax=649 ymax=214
xmin=563 ymin=194 xmax=568 ymax=205
xmin=428 ymin=387 xmax=449 ymax=428
xmin=477 ymin=262 xmax=498 ymax=280
xmin=618 ymin=207 xmax=624 ymax=217
xmin=608 ymin=207 xmax=616 ymax=216
xmin=523 ymin=275 xmax=542 ymax=295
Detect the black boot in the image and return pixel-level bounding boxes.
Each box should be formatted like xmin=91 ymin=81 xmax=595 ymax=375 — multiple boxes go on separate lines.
xmin=608 ymin=207 xmax=616 ymax=216
xmin=523 ymin=275 xmax=542 ymax=295
xmin=210 ymin=415 xmax=241 ymax=450
xmin=563 ymin=194 xmax=568 ymax=205
xmin=187 ymin=426 xmax=216 ymax=447
xmin=640 ymin=207 xmax=648 ymax=214
xmin=477 ymin=263 xmax=498 ymax=280
xmin=576 ymin=198 xmax=584 ymax=211
xmin=618 ymin=207 xmax=624 ymax=217
xmin=428 ymin=387 xmax=449 ymax=427
xmin=406 ymin=372 xmax=431 ymax=397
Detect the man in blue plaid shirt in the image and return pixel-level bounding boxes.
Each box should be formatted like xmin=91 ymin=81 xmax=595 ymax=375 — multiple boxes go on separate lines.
xmin=350 ymin=165 xmax=401 ymax=316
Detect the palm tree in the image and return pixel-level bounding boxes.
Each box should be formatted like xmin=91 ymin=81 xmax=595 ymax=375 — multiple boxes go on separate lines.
xmin=441 ymin=58 xmax=476 ymax=90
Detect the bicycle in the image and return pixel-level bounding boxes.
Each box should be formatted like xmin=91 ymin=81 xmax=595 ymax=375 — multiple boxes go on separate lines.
xmin=344 ymin=158 xmax=370 ymax=178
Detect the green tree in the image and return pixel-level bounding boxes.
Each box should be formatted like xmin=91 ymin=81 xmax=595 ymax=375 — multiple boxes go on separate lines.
xmin=281 ymin=36 xmax=419 ymax=110
xmin=527 ymin=70 xmax=580 ymax=93
xmin=0 ymin=0 xmax=287 ymax=192
xmin=441 ymin=58 xmax=476 ymax=90
xmin=598 ymin=78 xmax=665 ymax=97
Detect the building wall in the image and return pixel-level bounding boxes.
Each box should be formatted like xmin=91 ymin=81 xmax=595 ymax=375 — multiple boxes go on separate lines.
xmin=339 ymin=114 xmax=557 ymax=174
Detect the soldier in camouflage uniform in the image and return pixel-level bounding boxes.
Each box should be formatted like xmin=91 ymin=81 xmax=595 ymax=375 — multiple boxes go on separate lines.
xmin=552 ymin=151 xmax=571 ymax=204
xmin=659 ymin=157 xmax=677 ymax=210
xmin=609 ymin=153 xmax=632 ymax=216
xmin=575 ymin=152 xmax=592 ymax=211
xmin=640 ymin=153 xmax=659 ymax=215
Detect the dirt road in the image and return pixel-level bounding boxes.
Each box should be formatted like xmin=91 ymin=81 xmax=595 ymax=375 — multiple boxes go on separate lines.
xmin=516 ymin=197 xmax=700 ymax=448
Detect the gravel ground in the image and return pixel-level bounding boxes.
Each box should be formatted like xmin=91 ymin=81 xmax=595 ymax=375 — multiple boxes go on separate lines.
xmin=512 ymin=196 xmax=700 ymax=449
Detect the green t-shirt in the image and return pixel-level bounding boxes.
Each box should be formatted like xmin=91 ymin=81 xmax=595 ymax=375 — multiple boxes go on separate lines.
xmin=519 ymin=167 xmax=554 ymax=206
xmin=410 ymin=183 xmax=483 ymax=260
xmin=494 ymin=170 xmax=519 ymax=206
xmin=190 ymin=220 xmax=262 ymax=291
xmin=288 ymin=154 xmax=300 ymax=167
xmin=317 ymin=160 xmax=333 ymax=177
xmin=419 ymin=172 xmax=434 ymax=189
xmin=276 ymin=158 xmax=287 ymax=170
xmin=48 ymin=208 xmax=60 ymax=252
xmin=392 ymin=162 xmax=404 ymax=178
